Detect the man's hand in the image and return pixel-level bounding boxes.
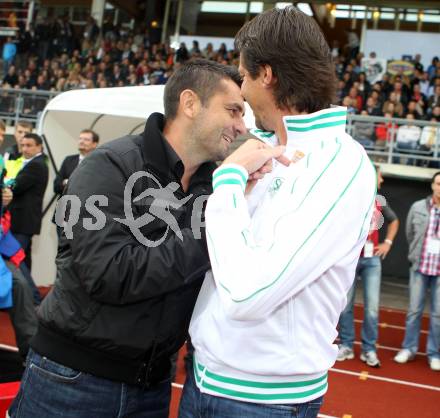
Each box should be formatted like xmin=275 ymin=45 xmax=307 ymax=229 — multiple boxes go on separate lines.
xmin=374 ymin=242 xmax=391 ymax=259
xmin=2 ymin=187 xmax=13 ymax=207
xmin=223 ymin=139 xmax=290 ymax=179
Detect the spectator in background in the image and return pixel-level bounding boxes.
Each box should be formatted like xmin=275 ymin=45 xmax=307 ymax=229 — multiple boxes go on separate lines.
xmin=375 ymin=112 xmax=396 ymax=148
xmin=348 ymin=86 xmax=362 ymax=113
xmin=364 ymin=96 xmax=382 ymax=117
xmin=2 ymin=36 xmax=17 ymax=74
xmin=0 ymin=186 xmax=38 ymax=359
xmin=175 ymin=42 xmax=189 ymax=63
xmin=394 ymin=172 xmax=440 ymax=371
xmin=353 ymin=110 xmax=376 ymax=148
xmin=394 ymin=114 xmax=422 ymax=165
xmin=383 ymin=92 xmax=404 ymax=118
xmin=190 ymin=40 xmax=200 ymax=56
xmin=338 ymin=165 xmax=399 ymax=367
xmin=53 ymin=129 xmax=99 ymax=196
xmin=0 ymin=119 xmax=5 ymax=145
xmin=2 ymin=65 xmax=18 ymax=87
xmin=357 ymin=72 xmax=371 ymax=102
xmin=9 ymin=133 xmax=48 ymax=271
xmin=406 ymin=100 xmax=424 ymax=120
xmin=413 ymin=54 xmax=424 ymax=73
xmin=391 ymin=78 xmax=409 ymax=110
xmin=427 ymin=56 xmax=439 ymax=80
xmin=4 ymin=120 xmax=32 ymax=164
xmin=419 ymin=72 xmax=432 ymax=97
xmin=419 ymin=117 xmax=439 ymax=168
xmin=432 ymin=105 xmax=440 ymax=122
xmin=342 ymin=96 xmax=357 ymax=115
xmin=427 ymin=85 xmax=440 ymax=116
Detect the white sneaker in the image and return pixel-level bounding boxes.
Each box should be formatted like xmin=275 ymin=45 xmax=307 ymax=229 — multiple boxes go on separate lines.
xmin=394 ymin=349 xmax=415 ymax=364
xmin=429 ymin=357 xmax=440 ymax=371
xmin=360 ymin=351 xmax=381 ymax=367
xmin=337 ymin=345 xmax=354 ymax=361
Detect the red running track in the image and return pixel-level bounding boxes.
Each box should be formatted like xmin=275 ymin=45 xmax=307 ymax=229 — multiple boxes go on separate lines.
xmin=1 ymin=304 xmax=439 ymax=418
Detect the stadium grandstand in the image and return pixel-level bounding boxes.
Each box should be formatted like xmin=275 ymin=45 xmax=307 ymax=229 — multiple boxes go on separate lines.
xmin=0 ymin=2 xmax=440 ymax=418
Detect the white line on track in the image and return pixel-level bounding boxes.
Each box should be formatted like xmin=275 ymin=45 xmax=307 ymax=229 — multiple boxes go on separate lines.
xmin=381 ymin=280 xmax=408 ymax=290
xmin=352 ymin=340 xmax=426 ymax=356
xmin=336 ymin=339 xmax=427 ymax=356
xmin=0 ymin=344 xmax=18 ymax=352
xmin=330 ymin=367 xmax=440 ymax=391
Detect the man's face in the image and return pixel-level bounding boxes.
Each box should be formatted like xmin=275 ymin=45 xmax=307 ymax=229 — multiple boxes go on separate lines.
xmin=432 ymin=175 xmax=440 ymax=200
xmin=239 ymin=58 xmax=268 ymax=131
xmin=21 ymin=138 xmax=42 ymax=159
xmin=78 ymin=132 xmax=98 ymax=155
xmin=191 ymin=79 xmax=246 ymax=162
xmin=14 ymin=124 xmax=32 ymax=149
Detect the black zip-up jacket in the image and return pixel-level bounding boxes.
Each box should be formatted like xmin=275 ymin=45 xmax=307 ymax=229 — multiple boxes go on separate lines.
xmin=32 ymin=113 xmax=216 ymax=386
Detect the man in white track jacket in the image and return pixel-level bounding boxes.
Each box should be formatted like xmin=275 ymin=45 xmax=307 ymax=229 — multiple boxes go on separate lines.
xmin=179 ymin=6 xmax=376 ymax=418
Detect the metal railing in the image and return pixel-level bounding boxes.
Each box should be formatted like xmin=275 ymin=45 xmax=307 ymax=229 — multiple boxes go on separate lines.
xmin=0 ymin=87 xmax=58 ymax=125
xmin=347 ymin=115 xmax=440 ymax=166
xmin=1 ymin=86 xmax=439 ymax=166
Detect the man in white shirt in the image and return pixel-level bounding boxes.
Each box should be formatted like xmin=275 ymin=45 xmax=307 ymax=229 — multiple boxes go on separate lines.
xmin=394 ymin=114 xmax=421 ymax=165
xmin=179 ymin=6 xmax=376 ymax=418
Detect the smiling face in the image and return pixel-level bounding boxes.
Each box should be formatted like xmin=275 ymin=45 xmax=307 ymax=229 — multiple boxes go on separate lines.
xmin=190 ymin=78 xmax=246 ymax=162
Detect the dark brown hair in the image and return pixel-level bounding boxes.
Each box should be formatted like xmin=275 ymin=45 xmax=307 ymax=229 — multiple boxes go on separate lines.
xmin=80 ymin=129 xmax=100 ymax=143
xmin=235 ymin=6 xmax=336 ymax=113
xmin=164 ymin=59 xmax=241 ymax=120
xmin=23 ymin=132 xmax=43 ymax=146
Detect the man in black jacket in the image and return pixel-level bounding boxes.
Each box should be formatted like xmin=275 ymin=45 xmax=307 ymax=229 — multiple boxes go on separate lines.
xmin=53 ymin=129 xmax=100 ymax=196
xmin=9 ymin=133 xmax=48 ymax=270
xmin=9 ymin=60 xmax=248 ymax=418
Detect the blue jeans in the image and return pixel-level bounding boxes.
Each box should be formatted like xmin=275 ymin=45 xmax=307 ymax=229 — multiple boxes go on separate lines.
xmin=401 ymin=268 xmax=440 ymax=360
xmin=339 ymin=256 xmax=381 ymax=352
xmin=9 ymin=349 xmax=172 ymax=418
xmin=178 ymin=360 xmax=324 ymax=418
xmin=393 ymin=142 xmax=419 ymax=165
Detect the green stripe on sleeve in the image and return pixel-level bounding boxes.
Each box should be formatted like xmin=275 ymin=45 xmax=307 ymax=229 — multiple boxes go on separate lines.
xmin=213 ymin=178 xmax=244 ymax=191
xmin=213 ymin=167 xmax=248 ymax=185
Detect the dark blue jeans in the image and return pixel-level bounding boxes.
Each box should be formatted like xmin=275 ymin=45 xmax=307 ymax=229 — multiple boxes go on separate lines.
xmin=178 ymin=361 xmax=324 ymax=418
xmin=9 ymin=349 xmax=172 ymax=418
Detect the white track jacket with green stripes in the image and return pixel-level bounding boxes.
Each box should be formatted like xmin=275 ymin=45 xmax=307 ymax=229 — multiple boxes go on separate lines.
xmin=189 ymin=107 xmax=377 ymax=404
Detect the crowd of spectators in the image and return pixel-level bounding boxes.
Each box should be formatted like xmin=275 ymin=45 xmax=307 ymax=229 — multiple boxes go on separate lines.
xmin=1 ymin=16 xmax=440 ymax=163
xmin=1 ymin=18 xmax=439 ymax=117
xmin=0 ymin=16 xmax=237 ymax=92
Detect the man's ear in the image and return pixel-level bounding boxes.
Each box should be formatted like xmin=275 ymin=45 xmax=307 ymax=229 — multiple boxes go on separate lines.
xmin=261 ymin=64 xmax=277 ymax=89
xmin=179 ymin=89 xmax=201 ymax=119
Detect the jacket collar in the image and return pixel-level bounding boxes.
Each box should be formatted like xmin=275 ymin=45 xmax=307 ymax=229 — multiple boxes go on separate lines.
xmin=250 ymin=106 xmax=348 ymax=149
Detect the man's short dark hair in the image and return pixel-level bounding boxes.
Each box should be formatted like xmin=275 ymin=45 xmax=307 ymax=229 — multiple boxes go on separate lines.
xmin=23 ymin=132 xmax=43 ymax=146
xmin=164 ymin=59 xmax=241 ymax=120
xmin=235 ymin=6 xmax=336 ymax=113
xmin=431 ymin=171 xmax=440 ymax=184
xmin=80 ymin=129 xmax=100 ymax=143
